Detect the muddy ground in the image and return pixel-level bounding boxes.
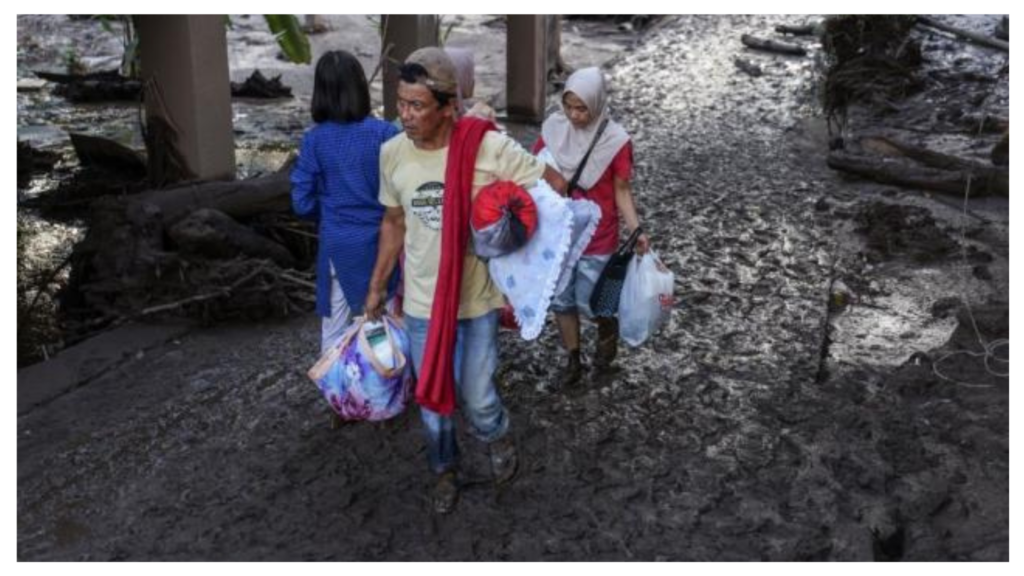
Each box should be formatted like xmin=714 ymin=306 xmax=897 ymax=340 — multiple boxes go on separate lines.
xmin=17 ymin=15 xmax=1008 ymax=560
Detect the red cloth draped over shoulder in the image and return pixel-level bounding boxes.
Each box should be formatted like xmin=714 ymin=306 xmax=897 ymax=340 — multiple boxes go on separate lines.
xmin=415 ymin=116 xmax=497 ymax=415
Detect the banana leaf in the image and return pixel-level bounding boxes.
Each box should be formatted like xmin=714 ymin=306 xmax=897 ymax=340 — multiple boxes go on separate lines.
xmin=264 ymin=15 xmax=311 ymax=65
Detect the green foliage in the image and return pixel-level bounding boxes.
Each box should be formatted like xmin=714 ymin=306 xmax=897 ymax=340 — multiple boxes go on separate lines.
xmin=264 ymin=15 xmax=311 ymax=64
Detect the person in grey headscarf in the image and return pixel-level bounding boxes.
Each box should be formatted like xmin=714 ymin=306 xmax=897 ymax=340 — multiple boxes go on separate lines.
xmin=533 ymin=66 xmax=651 ymax=388
xmin=445 ymin=46 xmax=497 ymax=121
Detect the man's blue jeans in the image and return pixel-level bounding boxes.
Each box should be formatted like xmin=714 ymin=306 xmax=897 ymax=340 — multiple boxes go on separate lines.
xmin=404 ymin=310 xmax=510 ymax=474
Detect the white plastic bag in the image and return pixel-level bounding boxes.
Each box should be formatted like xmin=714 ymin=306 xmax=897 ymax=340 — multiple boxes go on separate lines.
xmin=618 ymin=250 xmax=675 ymax=347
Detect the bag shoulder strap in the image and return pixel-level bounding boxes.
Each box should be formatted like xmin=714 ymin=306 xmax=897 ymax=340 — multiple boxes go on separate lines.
xmin=616 ymin=226 xmax=643 ymax=257
xmin=567 ymin=117 xmax=610 ymax=194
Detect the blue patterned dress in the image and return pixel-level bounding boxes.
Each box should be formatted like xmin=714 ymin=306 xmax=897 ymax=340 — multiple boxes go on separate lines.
xmin=290 ymin=117 xmax=401 ymax=318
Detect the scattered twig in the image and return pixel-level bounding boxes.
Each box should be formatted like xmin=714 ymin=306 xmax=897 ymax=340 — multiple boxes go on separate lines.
xmin=775 ymin=23 xmax=817 ymax=36
xmin=18 ymin=254 xmax=73 ymax=332
xmin=916 ymin=16 xmax=1008 ymax=53
xmin=279 ymin=271 xmax=316 ymax=290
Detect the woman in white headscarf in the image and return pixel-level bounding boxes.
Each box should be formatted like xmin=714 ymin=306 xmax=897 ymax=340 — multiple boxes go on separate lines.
xmin=533 ymin=66 xmax=651 ymax=388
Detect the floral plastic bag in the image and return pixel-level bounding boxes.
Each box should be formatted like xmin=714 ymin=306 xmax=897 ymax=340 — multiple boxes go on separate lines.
xmin=618 ymin=250 xmax=675 ymax=347
xmin=306 ymin=315 xmax=413 ymax=421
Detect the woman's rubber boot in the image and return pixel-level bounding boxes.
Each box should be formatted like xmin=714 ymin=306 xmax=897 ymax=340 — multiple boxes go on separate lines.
xmin=594 ymin=317 xmax=619 ymax=370
xmin=559 ymin=349 xmax=583 ymax=389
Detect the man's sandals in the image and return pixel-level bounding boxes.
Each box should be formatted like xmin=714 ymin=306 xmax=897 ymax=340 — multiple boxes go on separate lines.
xmin=432 ymin=471 xmax=459 ymax=515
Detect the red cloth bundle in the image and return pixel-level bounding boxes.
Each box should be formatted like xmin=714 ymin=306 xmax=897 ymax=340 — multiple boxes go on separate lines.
xmin=470 ymin=180 xmax=539 ymax=258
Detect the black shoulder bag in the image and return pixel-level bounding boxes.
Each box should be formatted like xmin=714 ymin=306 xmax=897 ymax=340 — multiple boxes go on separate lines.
xmin=589 ymin=226 xmax=643 ymax=318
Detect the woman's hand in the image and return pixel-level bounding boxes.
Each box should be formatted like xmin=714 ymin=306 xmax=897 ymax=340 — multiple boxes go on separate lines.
xmin=635 ymin=232 xmax=651 ymax=255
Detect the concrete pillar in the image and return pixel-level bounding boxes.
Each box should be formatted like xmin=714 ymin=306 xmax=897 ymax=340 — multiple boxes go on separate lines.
xmin=381 ymin=15 xmax=438 ymax=121
xmin=546 ymin=15 xmax=563 ymax=79
xmin=506 ymin=15 xmax=548 ymax=123
xmin=135 ymin=15 xmax=236 ymax=181
xmin=304 ymin=15 xmax=327 ymax=33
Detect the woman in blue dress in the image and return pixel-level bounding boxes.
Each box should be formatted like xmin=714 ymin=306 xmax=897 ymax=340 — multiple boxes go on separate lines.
xmin=291 ymin=50 xmax=401 ymax=352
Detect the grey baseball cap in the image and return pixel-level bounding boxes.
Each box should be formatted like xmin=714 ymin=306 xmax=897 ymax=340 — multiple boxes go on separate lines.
xmin=405 ymin=47 xmax=459 ymax=95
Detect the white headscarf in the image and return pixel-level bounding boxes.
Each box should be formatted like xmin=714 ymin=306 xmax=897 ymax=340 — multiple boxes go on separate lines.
xmin=541 ymin=67 xmax=630 ymax=191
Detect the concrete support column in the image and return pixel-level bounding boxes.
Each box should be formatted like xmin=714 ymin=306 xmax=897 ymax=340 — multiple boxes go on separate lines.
xmin=506 ymin=15 xmax=548 ymax=123
xmin=135 ymin=15 xmax=236 ymax=181
xmin=381 ymin=15 xmax=438 ymax=121
xmin=304 ymin=15 xmax=327 ymax=33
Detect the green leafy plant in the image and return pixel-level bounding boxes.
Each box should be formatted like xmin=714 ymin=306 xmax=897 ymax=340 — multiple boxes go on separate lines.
xmin=263 ymin=15 xmax=312 ymax=64
xmin=92 ymin=14 xmax=312 ymax=79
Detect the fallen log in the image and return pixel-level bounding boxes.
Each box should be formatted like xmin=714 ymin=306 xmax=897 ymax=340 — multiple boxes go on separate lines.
xmin=741 ymin=34 xmax=807 ymax=56
xmin=69 ymin=133 xmax=147 ymax=176
xmin=859 ymin=135 xmax=1001 ymax=173
xmin=53 ymin=79 xmax=142 ymax=103
xmin=916 ymin=16 xmax=1009 ymax=52
xmin=168 ymin=208 xmax=296 ymax=268
xmin=35 ymin=68 xmax=143 ymax=103
xmin=129 ymin=170 xmax=291 ymax=225
xmin=775 ymin=23 xmax=817 ymax=36
xmin=733 ymin=57 xmax=764 ymax=77
xmin=32 ymin=69 xmax=123 ymax=84
xmin=230 ymin=69 xmax=293 ymax=99
xmin=827 ymin=151 xmax=1008 ymax=197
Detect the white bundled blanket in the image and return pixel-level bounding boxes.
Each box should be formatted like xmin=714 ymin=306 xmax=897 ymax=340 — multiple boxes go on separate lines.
xmin=488 ymin=150 xmax=601 ymax=340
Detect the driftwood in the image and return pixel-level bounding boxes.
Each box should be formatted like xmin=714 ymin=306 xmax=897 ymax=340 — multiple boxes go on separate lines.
xmin=741 ymin=34 xmax=807 ymax=56
xmin=916 ymin=16 xmax=1009 ymax=52
xmin=733 ymin=57 xmax=764 ymax=77
xmin=827 ymin=151 xmax=1008 ymax=197
xmin=775 ymin=23 xmax=817 ymax=36
xmin=55 ymin=79 xmax=142 ymax=103
xmin=32 ymin=69 xmax=123 ymax=84
xmin=859 ymin=135 xmax=1003 ymax=174
xmin=230 ymin=70 xmax=293 ymax=99
xmin=168 ymin=208 xmax=296 ymax=268
xmin=130 ymin=170 xmax=291 ymax=226
xmin=69 ymin=133 xmax=147 ymax=176
xmin=34 ymin=70 xmax=142 ymax=103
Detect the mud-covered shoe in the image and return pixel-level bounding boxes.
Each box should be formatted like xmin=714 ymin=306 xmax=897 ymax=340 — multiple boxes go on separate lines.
xmin=558 ymin=349 xmax=584 ymax=388
xmin=594 ymin=317 xmax=619 ymax=370
xmin=489 ymin=435 xmax=519 ymax=486
xmin=432 ymin=471 xmax=459 ymax=514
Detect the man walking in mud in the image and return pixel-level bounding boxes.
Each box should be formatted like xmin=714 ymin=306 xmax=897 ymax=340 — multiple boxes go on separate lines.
xmin=364 ymin=48 xmax=567 ymax=514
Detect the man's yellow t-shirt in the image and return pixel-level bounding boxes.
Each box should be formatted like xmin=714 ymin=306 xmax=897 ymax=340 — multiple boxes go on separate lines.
xmin=380 ymin=131 xmax=545 ymax=320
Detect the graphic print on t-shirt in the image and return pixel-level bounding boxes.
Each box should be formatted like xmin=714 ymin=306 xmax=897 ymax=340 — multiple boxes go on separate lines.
xmin=409 ymin=181 xmax=444 ymax=230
